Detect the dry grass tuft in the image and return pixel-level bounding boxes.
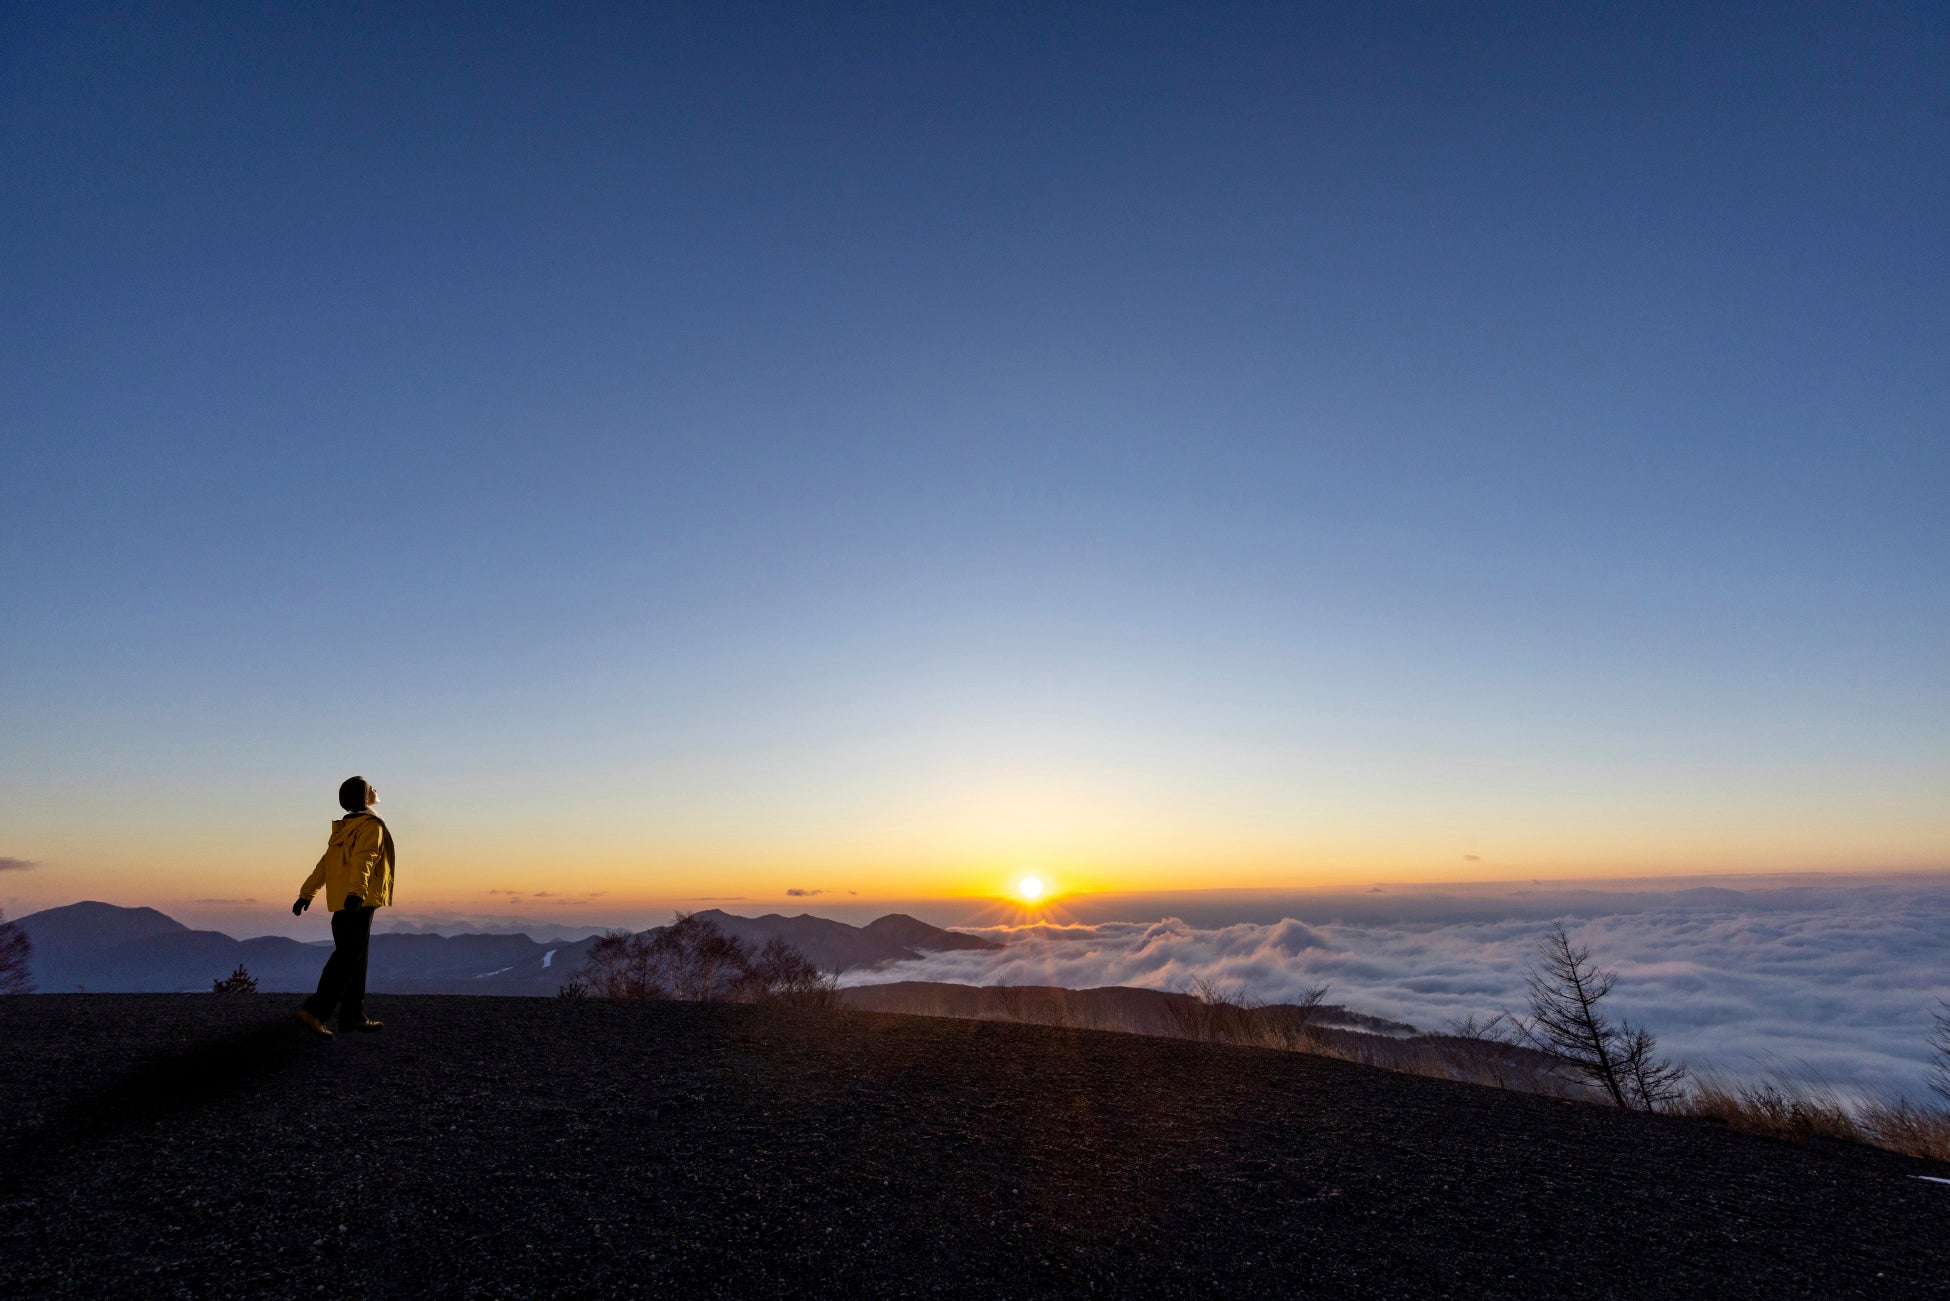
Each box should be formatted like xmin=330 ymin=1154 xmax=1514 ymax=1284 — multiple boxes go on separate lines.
xmin=1857 ymin=1099 xmax=1950 ymax=1163
xmin=1681 ymin=1074 xmax=1862 ymax=1144
xmin=1679 ymin=1070 xmax=1950 ymax=1162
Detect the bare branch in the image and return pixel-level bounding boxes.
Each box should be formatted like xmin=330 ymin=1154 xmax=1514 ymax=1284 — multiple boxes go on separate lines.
xmin=1618 ymin=1022 xmax=1686 ymax=1110
xmin=0 ymin=909 xmax=32 ymax=995
xmin=1169 ymin=976 xmax=1261 ymax=1043
xmin=1930 ymin=1001 xmax=1950 ymax=1107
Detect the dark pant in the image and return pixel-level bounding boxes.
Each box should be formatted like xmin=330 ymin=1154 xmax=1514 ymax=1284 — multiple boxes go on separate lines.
xmin=303 ymin=905 xmax=374 ymax=1024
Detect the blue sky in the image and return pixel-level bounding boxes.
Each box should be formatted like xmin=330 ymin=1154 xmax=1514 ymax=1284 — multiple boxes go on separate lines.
xmin=3 ymin=3 xmax=1946 ymax=924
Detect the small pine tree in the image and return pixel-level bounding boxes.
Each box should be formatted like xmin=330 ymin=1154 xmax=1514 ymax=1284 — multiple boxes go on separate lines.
xmin=212 ymin=964 xmax=258 ymax=994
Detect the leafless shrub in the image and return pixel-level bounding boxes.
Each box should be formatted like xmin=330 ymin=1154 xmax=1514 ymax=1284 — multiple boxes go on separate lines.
xmin=578 ymin=930 xmax=665 ymax=999
xmin=1145 ymin=979 xmax=1341 ymax=1053
xmin=987 ymin=982 xmax=1030 ymax=1022
xmin=211 ymin=964 xmax=258 ymax=994
xmin=0 ymin=908 xmax=31 ymax=994
xmin=657 ymin=912 xmax=752 ymax=1002
xmin=1502 ymin=923 xmax=1684 ymax=1111
xmin=1436 ymin=1014 xmax=1585 ymax=1095
xmin=1168 ymin=976 xmax=1262 ymax=1043
xmin=738 ymin=935 xmax=841 ymax=1008
xmin=556 ymin=978 xmax=588 ymax=999
xmin=574 ymin=914 xmax=832 ymax=1006
xmin=1256 ymin=982 xmax=1333 ymax=1051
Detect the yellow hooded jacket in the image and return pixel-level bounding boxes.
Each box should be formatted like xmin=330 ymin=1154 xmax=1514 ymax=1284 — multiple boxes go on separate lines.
xmin=298 ymin=811 xmax=394 ymax=911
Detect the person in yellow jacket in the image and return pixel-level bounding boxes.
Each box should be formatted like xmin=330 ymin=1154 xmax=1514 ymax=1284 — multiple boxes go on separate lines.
xmin=291 ymin=775 xmax=395 ymax=1037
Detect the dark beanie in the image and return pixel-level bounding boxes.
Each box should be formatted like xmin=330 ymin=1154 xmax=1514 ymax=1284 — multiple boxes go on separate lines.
xmin=338 ymin=776 xmax=370 ymax=812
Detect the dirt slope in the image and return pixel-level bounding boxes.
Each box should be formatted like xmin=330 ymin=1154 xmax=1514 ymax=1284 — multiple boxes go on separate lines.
xmin=1 ymin=994 xmax=1945 ymax=1298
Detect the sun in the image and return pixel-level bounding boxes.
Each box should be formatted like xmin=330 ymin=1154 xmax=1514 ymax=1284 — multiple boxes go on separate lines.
xmin=1015 ymin=875 xmax=1047 ymax=903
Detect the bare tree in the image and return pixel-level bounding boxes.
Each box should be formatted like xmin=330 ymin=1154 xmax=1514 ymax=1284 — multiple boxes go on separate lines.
xmin=1442 ymin=1013 xmax=1523 ymax=1090
xmin=578 ymin=930 xmax=664 ymax=999
xmin=1618 ymin=1023 xmax=1688 ymax=1110
xmin=1505 ymin=923 xmax=1683 ymax=1111
xmin=739 ymin=935 xmax=838 ymax=1006
xmin=0 ymin=909 xmax=31 ymax=995
xmin=574 ymin=914 xmax=828 ymax=1006
xmin=1930 ymin=1000 xmax=1950 ymax=1106
xmin=655 ymin=912 xmax=751 ymax=1002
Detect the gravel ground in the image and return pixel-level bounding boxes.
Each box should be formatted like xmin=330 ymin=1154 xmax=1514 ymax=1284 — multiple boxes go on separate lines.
xmin=1 ymin=994 xmax=1945 ymax=1298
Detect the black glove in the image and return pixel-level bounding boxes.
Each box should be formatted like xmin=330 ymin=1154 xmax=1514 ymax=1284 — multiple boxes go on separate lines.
xmin=292 ymin=897 xmax=310 ymax=917
xmin=344 ymin=894 xmax=364 ymax=911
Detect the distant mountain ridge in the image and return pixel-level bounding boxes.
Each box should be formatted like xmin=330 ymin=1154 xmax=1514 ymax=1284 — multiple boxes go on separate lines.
xmin=9 ymin=902 xmax=997 ymax=995
xmin=688 ymin=909 xmax=996 ymax=975
xmin=14 ymin=901 xmax=189 ymax=951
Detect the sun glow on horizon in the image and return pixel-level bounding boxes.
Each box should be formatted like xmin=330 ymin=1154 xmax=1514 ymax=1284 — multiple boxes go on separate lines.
xmin=1014 ymin=875 xmax=1047 ymax=903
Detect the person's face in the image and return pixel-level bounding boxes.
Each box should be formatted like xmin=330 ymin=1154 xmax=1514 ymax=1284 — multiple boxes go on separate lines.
xmin=366 ymin=782 xmax=379 ymax=807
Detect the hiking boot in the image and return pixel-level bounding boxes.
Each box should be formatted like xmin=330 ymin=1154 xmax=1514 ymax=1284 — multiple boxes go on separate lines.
xmin=294 ymin=1008 xmax=334 ymax=1038
xmin=342 ymin=1018 xmax=383 ymax=1033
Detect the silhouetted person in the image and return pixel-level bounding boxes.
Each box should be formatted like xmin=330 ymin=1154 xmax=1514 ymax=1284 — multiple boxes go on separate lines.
xmin=291 ymin=776 xmax=395 ymax=1038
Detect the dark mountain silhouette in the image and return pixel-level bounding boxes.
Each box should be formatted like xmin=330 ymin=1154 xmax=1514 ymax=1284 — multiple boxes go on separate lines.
xmin=859 ymin=912 xmax=998 ymax=954
xmin=11 ymin=906 xmax=326 ymax=992
xmin=689 ymin=908 xmax=997 ymax=974
xmin=88 ymin=930 xmax=319 ymax=992
xmin=13 ymin=901 xmax=187 ymax=951
xmin=10 ymin=902 xmax=995 ymax=994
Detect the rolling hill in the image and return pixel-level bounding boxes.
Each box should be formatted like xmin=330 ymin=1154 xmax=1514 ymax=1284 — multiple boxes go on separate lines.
xmin=1 ymin=994 xmax=1944 ymax=1296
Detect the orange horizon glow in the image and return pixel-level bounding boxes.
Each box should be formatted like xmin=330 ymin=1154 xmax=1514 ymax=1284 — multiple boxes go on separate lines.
xmin=7 ymin=780 xmax=1949 ymax=936
xmin=14 ymin=848 xmax=1950 ymax=917
xmin=11 ymin=860 xmax=1950 ymax=942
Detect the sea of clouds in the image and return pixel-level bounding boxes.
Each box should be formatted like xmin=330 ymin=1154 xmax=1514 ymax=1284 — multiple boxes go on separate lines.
xmin=846 ymin=876 xmax=1950 ymax=1098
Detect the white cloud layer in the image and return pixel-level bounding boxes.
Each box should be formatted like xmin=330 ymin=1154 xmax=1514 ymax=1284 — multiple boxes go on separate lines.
xmin=847 ymin=878 xmax=1950 ymax=1097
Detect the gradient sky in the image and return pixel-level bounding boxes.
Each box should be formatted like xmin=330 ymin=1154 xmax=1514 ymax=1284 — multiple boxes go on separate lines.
xmin=4 ymin=3 xmax=1947 ymax=931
